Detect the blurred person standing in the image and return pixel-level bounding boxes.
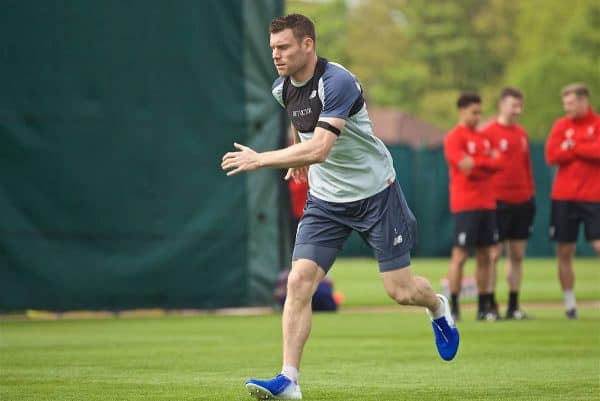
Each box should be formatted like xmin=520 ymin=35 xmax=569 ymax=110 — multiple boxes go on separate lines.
xmin=545 ymin=83 xmax=600 ymax=320
xmin=484 ymin=87 xmax=535 ymax=320
xmin=444 ymin=93 xmax=502 ymax=321
xmin=287 ymin=126 xmax=309 ymax=245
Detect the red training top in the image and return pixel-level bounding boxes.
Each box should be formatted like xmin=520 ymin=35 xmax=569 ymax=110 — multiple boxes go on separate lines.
xmin=444 ymin=124 xmax=503 ymax=212
xmin=545 ymin=108 xmax=600 ymax=202
xmin=289 ymin=178 xmax=309 ymax=219
xmin=483 ymin=120 xmax=535 ymax=203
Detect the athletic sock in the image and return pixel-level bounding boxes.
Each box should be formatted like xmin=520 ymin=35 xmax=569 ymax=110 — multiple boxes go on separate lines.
xmin=508 ymin=291 xmax=519 ymax=311
xmin=450 ymin=293 xmax=459 ymax=315
xmin=563 ymin=290 xmax=576 ymax=311
xmin=281 ymin=365 xmax=299 ymax=384
xmin=430 ymin=295 xmax=445 ymax=319
xmin=490 ymin=291 xmax=498 ymax=310
xmin=477 ymin=293 xmax=486 ymax=313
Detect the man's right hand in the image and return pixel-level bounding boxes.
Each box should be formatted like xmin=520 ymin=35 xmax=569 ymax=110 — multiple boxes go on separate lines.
xmin=458 ymin=156 xmax=475 ymax=172
xmin=560 ymin=139 xmax=575 ymax=151
xmin=285 ymin=166 xmax=309 ymax=183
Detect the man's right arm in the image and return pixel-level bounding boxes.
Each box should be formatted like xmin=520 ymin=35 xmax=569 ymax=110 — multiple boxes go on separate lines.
xmin=546 ymin=120 xmax=575 ymax=165
xmin=470 ymin=150 xmax=503 ymax=174
xmin=443 ymin=132 xmax=465 ymax=170
xmin=285 ymin=124 xmax=309 ymax=182
xmin=291 ymin=124 xmax=301 ymax=145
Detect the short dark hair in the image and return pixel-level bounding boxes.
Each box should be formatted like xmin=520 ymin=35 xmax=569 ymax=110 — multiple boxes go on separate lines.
xmin=561 ymin=83 xmax=589 ymax=98
xmin=269 ymin=14 xmax=316 ymax=46
xmin=457 ymin=92 xmax=481 ymax=109
xmin=500 ymin=86 xmax=523 ymax=100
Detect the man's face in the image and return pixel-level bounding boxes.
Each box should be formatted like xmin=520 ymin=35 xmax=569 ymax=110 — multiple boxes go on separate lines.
xmin=499 ymin=96 xmax=523 ymax=122
xmin=562 ymin=93 xmax=589 ymax=119
xmin=270 ymin=28 xmax=311 ymax=77
xmin=460 ymin=103 xmax=482 ymax=129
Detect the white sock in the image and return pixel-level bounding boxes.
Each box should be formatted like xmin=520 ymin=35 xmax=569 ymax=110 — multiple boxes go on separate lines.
xmin=281 ymin=365 xmax=299 ymax=384
xmin=563 ymin=290 xmax=576 ymax=310
xmin=430 ymin=295 xmax=445 ymax=319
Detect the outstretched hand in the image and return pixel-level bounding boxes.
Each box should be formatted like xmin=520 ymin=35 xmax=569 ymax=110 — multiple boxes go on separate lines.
xmin=221 ymin=143 xmax=261 ymax=176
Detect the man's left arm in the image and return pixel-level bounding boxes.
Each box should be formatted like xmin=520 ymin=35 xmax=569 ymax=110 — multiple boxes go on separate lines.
xmin=572 ymin=126 xmax=600 ymax=161
xmin=524 ymin=136 xmax=536 ymax=194
xmin=471 ymin=149 xmax=503 ymax=175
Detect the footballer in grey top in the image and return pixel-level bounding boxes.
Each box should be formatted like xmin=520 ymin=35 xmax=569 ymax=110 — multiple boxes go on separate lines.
xmin=272 ymin=58 xmax=396 ymax=203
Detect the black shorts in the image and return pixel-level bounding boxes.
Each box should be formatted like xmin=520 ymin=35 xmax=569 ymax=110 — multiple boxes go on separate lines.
xmin=453 ymin=210 xmax=498 ymax=248
xmin=550 ymin=201 xmax=600 ymax=242
xmin=496 ymin=198 xmax=536 ymax=241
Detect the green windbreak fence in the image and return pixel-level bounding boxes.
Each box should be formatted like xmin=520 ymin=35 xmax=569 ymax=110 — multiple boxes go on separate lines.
xmin=0 ymin=1 xmax=286 ymax=311
xmin=0 ymin=2 xmax=592 ymax=312
xmin=342 ymin=143 xmax=596 ymax=258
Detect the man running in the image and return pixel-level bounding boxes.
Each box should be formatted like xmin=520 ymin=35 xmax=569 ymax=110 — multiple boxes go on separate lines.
xmin=221 ymin=14 xmax=459 ymax=400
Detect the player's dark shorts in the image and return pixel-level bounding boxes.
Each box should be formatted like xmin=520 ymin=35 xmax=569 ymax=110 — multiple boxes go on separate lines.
xmin=453 ymin=210 xmax=498 ymax=248
xmin=496 ymin=198 xmax=536 ymax=241
xmin=293 ymin=180 xmax=417 ymax=273
xmin=550 ymin=200 xmax=600 ymax=242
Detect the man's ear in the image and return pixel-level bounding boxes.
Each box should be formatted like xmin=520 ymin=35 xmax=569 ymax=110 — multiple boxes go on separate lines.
xmin=303 ymin=37 xmax=314 ymax=52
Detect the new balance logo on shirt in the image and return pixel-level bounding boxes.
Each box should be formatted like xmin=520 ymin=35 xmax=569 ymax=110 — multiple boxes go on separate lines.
xmin=292 ymin=108 xmax=312 ymax=118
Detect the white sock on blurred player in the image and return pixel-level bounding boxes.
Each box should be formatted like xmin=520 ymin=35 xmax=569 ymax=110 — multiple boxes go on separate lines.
xmin=563 ymin=290 xmax=576 ymax=310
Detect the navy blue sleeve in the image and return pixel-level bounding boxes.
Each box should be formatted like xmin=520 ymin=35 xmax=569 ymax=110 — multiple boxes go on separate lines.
xmin=319 ymin=65 xmax=361 ymax=119
xmin=271 ymin=76 xmax=285 ymax=108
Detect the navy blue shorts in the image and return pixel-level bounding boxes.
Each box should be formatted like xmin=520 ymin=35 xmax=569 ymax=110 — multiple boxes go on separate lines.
xmin=292 ymin=181 xmax=417 ymax=272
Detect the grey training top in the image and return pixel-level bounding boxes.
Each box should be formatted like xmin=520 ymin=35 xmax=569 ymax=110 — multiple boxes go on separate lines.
xmin=272 ymin=59 xmax=396 ymax=203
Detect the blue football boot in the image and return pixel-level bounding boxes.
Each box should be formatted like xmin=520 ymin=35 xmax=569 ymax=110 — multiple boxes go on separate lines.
xmin=428 ymin=294 xmax=460 ymax=361
xmin=245 ymin=374 xmax=302 ymax=400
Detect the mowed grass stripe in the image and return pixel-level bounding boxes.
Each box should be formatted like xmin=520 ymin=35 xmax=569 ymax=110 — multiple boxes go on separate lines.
xmin=329 ymin=257 xmax=599 ymax=306
xmin=1 ymin=309 xmax=599 ymax=401
xmin=1 ymin=257 xmax=598 ymax=400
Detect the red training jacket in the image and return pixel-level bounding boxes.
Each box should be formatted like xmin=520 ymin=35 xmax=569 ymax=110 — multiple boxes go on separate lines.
xmin=444 ymin=124 xmax=503 ymax=212
xmin=483 ymin=121 xmax=535 ymax=203
xmin=545 ymin=108 xmax=600 ymax=202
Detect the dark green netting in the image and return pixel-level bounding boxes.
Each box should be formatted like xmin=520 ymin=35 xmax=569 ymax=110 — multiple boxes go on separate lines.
xmin=0 ymin=1 xmax=285 ymax=310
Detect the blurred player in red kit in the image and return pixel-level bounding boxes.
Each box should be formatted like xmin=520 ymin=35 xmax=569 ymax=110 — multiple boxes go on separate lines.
xmin=545 ymin=83 xmax=600 ymax=320
xmin=484 ymin=87 xmax=535 ymax=320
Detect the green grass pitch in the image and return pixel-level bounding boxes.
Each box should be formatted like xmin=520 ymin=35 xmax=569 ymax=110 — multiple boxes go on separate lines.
xmin=1 ymin=258 xmax=598 ymax=401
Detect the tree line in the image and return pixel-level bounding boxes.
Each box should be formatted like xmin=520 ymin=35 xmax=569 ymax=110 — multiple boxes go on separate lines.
xmin=287 ymin=0 xmax=600 ymax=141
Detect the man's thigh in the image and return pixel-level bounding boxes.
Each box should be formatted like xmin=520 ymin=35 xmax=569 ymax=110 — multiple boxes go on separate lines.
xmin=293 ymin=196 xmax=352 ymax=273
xmin=501 ymin=199 xmax=535 ymax=241
xmin=453 ymin=210 xmax=497 ymax=248
xmin=550 ymin=201 xmax=580 ymax=242
xmin=361 ymin=182 xmax=416 ymax=272
xmin=578 ymin=202 xmax=600 ymax=241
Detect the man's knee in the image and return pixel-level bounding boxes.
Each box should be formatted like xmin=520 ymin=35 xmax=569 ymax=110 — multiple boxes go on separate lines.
xmin=476 ymin=247 xmax=494 ymax=267
xmin=557 ymin=243 xmax=576 ymax=261
xmin=509 ymin=252 xmax=524 ymax=266
xmin=451 ymin=247 xmax=469 ymax=266
xmin=287 ymin=264 xmax=321 ymax=299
